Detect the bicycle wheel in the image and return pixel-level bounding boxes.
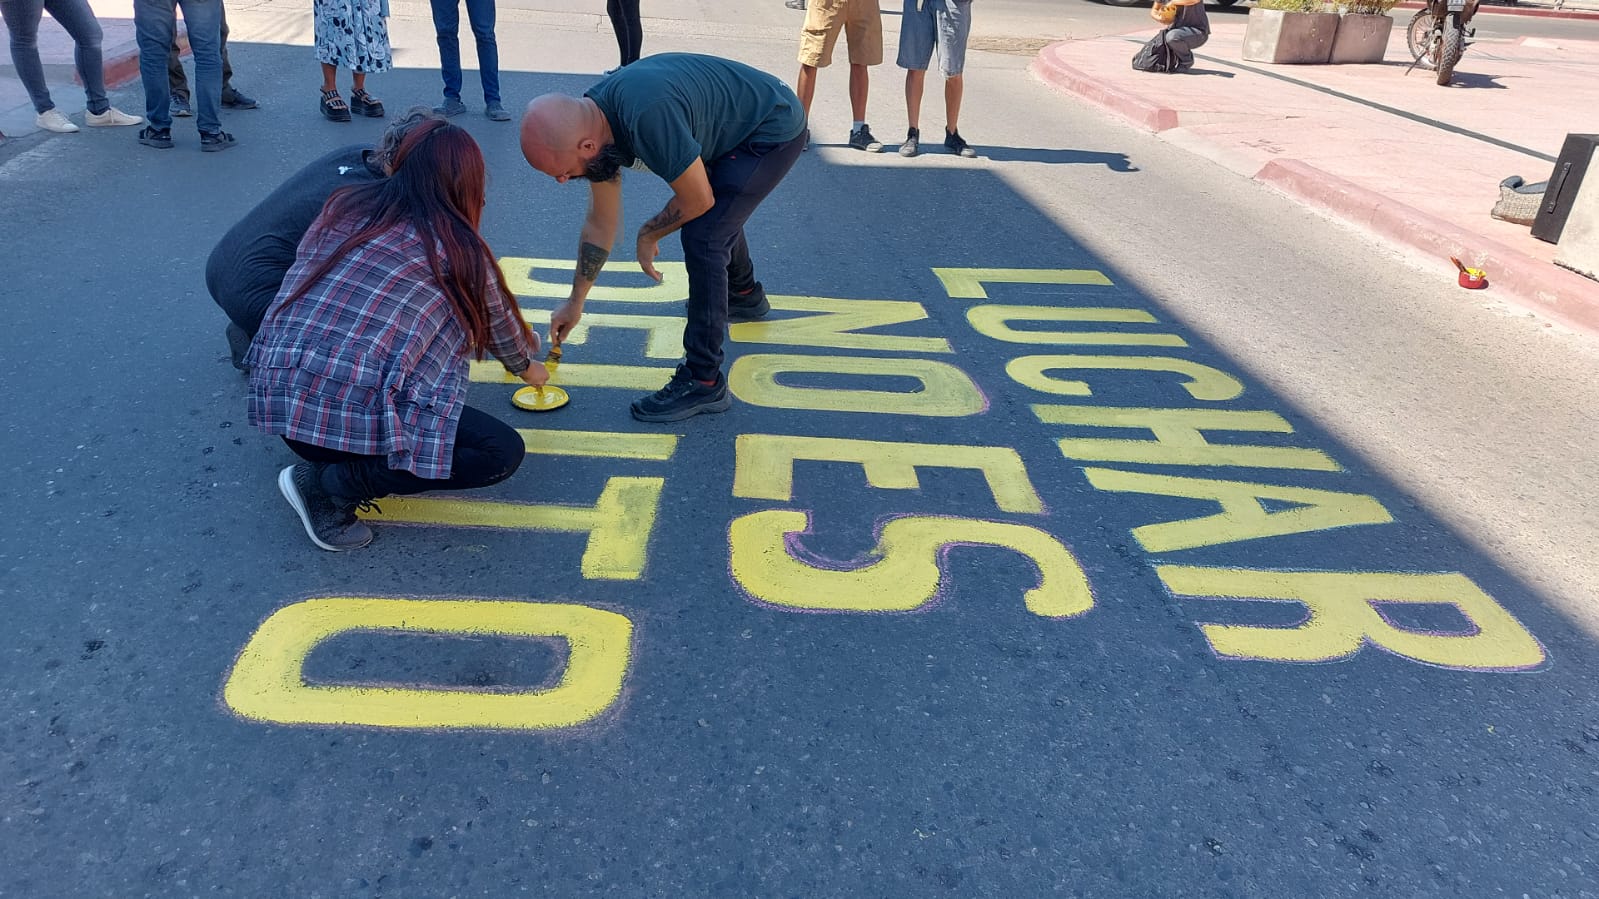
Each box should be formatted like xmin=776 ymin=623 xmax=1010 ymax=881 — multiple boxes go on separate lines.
xmin=1436 ymin=13 xmax=1466 ymax=85
xmin=1407 ymin=10 xmax=1439 ymax=70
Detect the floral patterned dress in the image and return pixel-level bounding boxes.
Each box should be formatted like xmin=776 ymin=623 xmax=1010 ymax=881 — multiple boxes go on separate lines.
xmin=313 ymin=0 xmax=392 ymax=73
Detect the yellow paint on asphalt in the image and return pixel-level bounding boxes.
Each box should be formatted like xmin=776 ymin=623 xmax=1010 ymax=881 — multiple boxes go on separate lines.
xmin=730 ymin=511 xmax=1093 ymax=618
xmin=364 ymin=478 xmax=665 ymax=580
xmin=223 ymin=598 xmax=633 ymax=729
xmin=734 ymin=434 xmax=1043 ymax=513
xmin=729 ymin=353 xmax=985 ymax=416
xmin=1155 ymin=567 xmax=1546 ymax=670
xmin=932 ymin=267 xmax=1114 ymax=298
xmin=1034 ymin=405 xmax=1342 ymax=471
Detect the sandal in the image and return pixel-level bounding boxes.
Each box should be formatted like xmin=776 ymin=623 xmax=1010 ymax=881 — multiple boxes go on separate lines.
xmin=350 ymin=89 xmax=385 ymax=118
xmin=320 ymin=88 xmax=351 ymax=123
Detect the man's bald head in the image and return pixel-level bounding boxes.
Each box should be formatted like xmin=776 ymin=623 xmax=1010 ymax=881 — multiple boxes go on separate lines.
xmin=520 ymin=94 xmax=605 ymax=183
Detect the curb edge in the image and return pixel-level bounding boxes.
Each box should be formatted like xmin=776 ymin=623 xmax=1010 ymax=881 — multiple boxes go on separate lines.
xmin=1256 ymin=158 xmax=1599 ymax=337
xmin=1031 ymin=43 xmax=1181 ymax=133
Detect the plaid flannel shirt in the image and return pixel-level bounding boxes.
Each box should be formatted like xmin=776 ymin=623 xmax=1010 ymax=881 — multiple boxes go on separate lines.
xmin=246 ymin=214 xmax=535 ymax=479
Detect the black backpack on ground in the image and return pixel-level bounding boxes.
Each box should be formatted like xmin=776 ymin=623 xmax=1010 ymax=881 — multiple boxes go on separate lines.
xmin=1132 ymin=32 xmax=1177 ymax=73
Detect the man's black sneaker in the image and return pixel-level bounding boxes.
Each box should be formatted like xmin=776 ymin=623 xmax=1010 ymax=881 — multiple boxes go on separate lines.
xmin=137 ymin=126 xmax=173 ymax=149
xmin=728 ymin=282 xmax=770 ymax=321
xmin=221 ymin=88 xmax=259 ymax=109
xmin=944 ymin=130 xmax=977 ymax=158
xmin=899 ymin=126 xmax=920 ymax=158
xmin=277 ymin=464 xmax=373 ymax=551
xmin=631 ymin=366 xmax=733 ymax=422
xmin=200 ymin=130 xmax=237 ymax=152
xmin=225 ymin=322 xmax=252 ymax=372
xmin=170 ymin=95 xmax=192 ymax=117
xmin=848 ymin=124 xmax=883 ymax=153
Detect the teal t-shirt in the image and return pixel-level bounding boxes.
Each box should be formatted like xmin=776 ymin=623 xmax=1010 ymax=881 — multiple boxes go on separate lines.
xmin=584 ymin=53 xmax=807 ymax=183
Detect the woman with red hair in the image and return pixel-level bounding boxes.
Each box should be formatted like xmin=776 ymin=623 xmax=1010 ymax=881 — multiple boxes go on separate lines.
xmin=247 ymin=118 xmax=547 ymax=552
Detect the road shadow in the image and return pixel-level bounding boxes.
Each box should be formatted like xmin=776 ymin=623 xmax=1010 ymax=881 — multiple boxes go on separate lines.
xmin=810 ymin=143 xmax=1137 ymax=169
xmin=1446 ymin=71 xmax=1512 ymax=89
xmin=980 ymin=146 xmax=1138 ymax=168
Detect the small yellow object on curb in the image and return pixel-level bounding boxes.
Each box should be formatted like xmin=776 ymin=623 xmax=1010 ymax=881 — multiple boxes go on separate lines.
xmin=512 ymin=385 xmax=570 ymax=411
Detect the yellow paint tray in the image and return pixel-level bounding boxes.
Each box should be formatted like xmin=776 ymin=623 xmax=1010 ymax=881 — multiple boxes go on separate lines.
xmin=511 ymin=385 xmax=570 ymax=412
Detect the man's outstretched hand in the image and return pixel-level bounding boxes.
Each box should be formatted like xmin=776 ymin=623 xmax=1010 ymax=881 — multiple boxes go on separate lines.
xmin=550 ymin=299 xmax=584 ymax=343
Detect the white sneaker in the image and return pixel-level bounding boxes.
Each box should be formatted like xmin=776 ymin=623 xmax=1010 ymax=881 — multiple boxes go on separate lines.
xmin=36 ymin=109 xmax=79 ymax=133
xmin=85 ymin=107 xmax=143 ymax=127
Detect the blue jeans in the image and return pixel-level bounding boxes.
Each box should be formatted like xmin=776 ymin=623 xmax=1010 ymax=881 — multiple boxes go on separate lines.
xmin=0 ymin=0 xmax=108 ymax=114
xmin=133 ymin=0 xmax=222 ymax=131
xmin=1162 ymin=25 xmax=1208 ymax=70
xmin=429 ymin=0 xmax=498 ymax=105
xmin=680 ymin=129 xmax=808 ymax=381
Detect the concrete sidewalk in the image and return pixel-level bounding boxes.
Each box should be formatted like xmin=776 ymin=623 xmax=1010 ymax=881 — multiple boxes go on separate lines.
xmin=1032 ymin=16 xmax=1599 ymax=334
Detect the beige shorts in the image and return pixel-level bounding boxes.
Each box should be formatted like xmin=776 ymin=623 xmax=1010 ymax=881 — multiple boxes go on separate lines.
xmin=798 ymin=0 xmax=884 ymax=68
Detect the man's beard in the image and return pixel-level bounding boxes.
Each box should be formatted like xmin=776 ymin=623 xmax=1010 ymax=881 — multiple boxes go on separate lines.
xmin=583 ymin=144 xmax=628 ymax=183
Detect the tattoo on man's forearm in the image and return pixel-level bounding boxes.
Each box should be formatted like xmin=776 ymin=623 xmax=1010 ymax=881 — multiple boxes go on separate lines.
xmin=641 ymin=206 xmax=684 ymax=237
xmin=577 ymin=241 xmax=610 ymax=282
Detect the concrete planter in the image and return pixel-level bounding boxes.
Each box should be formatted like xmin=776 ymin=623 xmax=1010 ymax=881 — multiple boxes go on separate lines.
xmin=1242 ymin=8 xmax=1341 ymax=64
xmin=1330 ymin=13 xmax=1394 ymax=64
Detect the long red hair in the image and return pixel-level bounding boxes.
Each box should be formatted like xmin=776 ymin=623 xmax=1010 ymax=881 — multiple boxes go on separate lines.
xmin=283 ymin=119 xmax=530 ymax=356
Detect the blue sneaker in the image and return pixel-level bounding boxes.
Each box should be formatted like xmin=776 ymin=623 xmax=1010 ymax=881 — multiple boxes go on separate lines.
xmin=434 ymin=97 xmax=467 ymax=117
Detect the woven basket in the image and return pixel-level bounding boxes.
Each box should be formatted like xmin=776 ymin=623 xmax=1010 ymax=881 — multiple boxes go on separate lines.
xmin=1491 ymin=176 xmax=1546 ymax=226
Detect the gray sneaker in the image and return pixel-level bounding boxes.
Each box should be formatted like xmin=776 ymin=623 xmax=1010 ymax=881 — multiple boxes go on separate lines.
xmin=170 ymin=95 xmax=193 ymax=117
xmin=630 ymin=366 xmax=733 ymax=422
xmin=848 ymin=124 xmax=883 ymax=153
xmin=200 ymin=130 xmax=238 ymax=153
xmin=485 ymin=102 xmax=511 ymax=121
xmin=899 ymin=126 xmax=920 ymax=157
xmin=434 ymin=97 xmax=467 ymax=117
xmin=277 ymin=464 xmax=373 ymax=551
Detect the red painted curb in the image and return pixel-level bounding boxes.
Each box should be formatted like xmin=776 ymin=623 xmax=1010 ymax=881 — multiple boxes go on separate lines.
xmin=78 ymin=34 xmax=188 ymax=90
xmin=1031 ymin=43 xmax=1180 ymax=133
xmin=1256 ymin=158 xmax=1599 ymax=336
xmin=1394 ymin=1 xmax=1599 ymax=19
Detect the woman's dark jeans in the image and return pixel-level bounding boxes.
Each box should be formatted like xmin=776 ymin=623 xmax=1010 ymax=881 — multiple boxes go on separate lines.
xmin=285 ymin=405 xmax=526 ymax=502
xmin=680 ymin=128 xmax=809 ymax=382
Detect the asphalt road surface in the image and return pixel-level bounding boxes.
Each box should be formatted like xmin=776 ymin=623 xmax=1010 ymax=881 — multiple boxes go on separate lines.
xmin=3 ymin=2 xmax=1598 ymax=896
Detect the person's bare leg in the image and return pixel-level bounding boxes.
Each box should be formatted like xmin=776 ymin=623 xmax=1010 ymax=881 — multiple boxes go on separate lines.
xmin=904 ymin=68 xmax=925 ymax=130
xmin=848 ymin=62 xmax=868 ymax=122
xmin=320 ymin=62 xmax=338 ymax=92
xmin=352 ymin=71 xmax=367 ymax=93
xmin=944 ymin=73 xmax=963 ymax=135
xmin=796 ymin=64 xmax=818 ymax=118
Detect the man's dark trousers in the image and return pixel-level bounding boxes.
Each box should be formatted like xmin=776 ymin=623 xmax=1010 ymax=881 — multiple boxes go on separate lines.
xmin=167 ymin=4 xmax=234 ymax=100
xmin=680 ymin=129 xmax=808 ymax=382
xmin=430 ymin=0 xmax=500 ymax=105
